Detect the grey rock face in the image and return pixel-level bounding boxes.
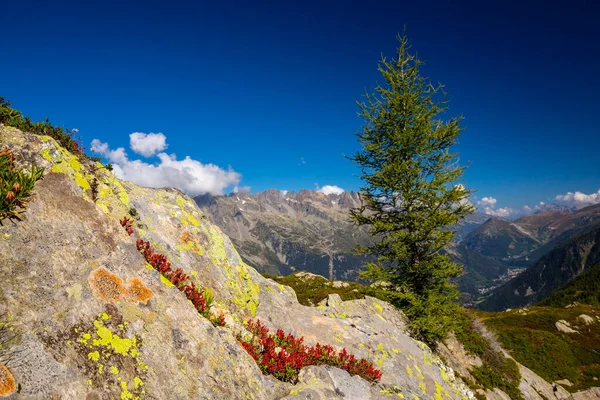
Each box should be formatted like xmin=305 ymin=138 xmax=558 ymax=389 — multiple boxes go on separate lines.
xmin=0 ymin=127 xmax=470 ymax=399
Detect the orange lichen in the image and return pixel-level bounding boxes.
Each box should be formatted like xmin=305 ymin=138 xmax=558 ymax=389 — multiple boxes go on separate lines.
xmin=88 ymin=267 xmax=127 ymax=304
xmin=125 ymin=278 xmax=153 ymax=304
xmin=179 ymin=230 xmax=192 ymax=242
xmin=179 ymin=230 xmax=202 ymax=253
xmin=0 ymin=363 xmax=16 ymax=397
xmin=89 ymin=267 xmax=153 ymax=305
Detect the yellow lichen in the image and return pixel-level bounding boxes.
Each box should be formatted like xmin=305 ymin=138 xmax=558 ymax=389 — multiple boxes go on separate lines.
xmin=160 ymin=275 xmax=174 ymax=287
xmin=120 ymin=381 xmax=133 ymax=400
xmin=92 ymin=320 xmax=137 ymax=357
xmin=333 ymin=332 xmax=344 ymax=343
xmin=133 ymin=376 xmax=143 ymax=389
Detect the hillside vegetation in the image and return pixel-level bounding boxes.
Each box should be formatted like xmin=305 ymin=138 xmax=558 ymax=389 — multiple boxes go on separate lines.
xmin=538 ymin=263 xmax=600 ymax=307
xmin=478 ymin=305 xmax=600 ymax=392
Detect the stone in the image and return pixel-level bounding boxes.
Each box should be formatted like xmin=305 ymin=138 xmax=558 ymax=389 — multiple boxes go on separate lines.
xmin=0 ymin=127 xmax=471 ymax=399
xmin=573 ymin=387 xmax=600 ymax=399
xmin=332 ymin=281 xmax=349 ymax=288
xmin=555 ymin=320 xmax=578 ymax=333
xmin=556 ymin=379 xmax=573 ymax=386
xmin=578 ymin=314 xmax=595 ymax=325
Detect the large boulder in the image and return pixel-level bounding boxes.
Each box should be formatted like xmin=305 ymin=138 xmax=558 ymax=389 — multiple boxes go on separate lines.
xmin=0 ymin=126 xmax=471 ymax=399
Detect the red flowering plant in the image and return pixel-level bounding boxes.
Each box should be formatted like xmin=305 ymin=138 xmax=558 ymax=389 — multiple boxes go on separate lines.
xmin=236 ymin=319 xmax=382 ymax=383
xmin=119 ymin=217 xmax=134 ymax=235
xmin=119 ymin=216 xmax=225 ymax=327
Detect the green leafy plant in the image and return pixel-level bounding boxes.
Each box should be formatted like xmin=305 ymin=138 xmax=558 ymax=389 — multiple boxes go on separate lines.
xmin=0 ymin=97 xmax=85 ymax=157
xmin=0 ymin=147 xmax=44 ymax=223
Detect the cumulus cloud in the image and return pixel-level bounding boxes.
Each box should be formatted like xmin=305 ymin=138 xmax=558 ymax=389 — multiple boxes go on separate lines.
xmin=523 ymin=205 xmax=532 ymax=213
xmin=491 ymin=207 xmax=514 ymax=217
xmin=478 ymin=197 xmax=497 ymax=209
xmin=477 ymin=196 xmax=514 ymax=217
xmin=317 ymin=185 xmax=345 ymax=195
xmin=91 ymin=136 xmax=241 ymax=196
xmin=129 ymin=132 xmax=168 ymax=157
xmin=555 ymin=188 xmax=600 ymax=208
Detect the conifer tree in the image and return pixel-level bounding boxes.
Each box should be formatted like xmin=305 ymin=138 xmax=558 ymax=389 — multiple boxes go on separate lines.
xmin=350 ymin=34 xmax=475 ymax=342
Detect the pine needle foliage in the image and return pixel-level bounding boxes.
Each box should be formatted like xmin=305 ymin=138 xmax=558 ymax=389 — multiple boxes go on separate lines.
xmin=350 ymin=34 xmax=475 ymax=343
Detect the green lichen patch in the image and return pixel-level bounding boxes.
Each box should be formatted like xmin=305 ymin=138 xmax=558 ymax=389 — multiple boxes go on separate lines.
xmin=40 ymin=306 xmax=147 ymax=399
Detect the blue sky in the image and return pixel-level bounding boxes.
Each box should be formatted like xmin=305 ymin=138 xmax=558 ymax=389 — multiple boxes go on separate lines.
xmin=2 ymin=0 xmax=599 ymax=216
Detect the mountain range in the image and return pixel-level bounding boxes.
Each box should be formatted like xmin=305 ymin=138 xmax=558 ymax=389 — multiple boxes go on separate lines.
xmin=195 ymin=190 xmax=509 ymax=298
xmin=196 ymin=190 xmax=600 ymax=310
xmin=195 ymin=189 xmax=371 ymax=281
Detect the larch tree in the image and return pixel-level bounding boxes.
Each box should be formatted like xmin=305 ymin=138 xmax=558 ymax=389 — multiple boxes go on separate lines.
xmin=350 ymin=34 xmax=475 ymax=342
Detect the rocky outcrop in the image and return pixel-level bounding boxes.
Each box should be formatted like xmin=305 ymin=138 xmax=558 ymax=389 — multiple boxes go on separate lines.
xmin=195 ymin=189 xmax=372 ymax=280
xmin=0 ymin=126 xmax=472 ymax=399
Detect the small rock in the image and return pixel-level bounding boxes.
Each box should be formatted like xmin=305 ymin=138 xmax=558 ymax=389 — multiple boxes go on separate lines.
xmin=332 ymin=281 xmax=349 ymax=288
xmin=555 ymin=320 xmax=578 ymax=334
xmin=578 ymin=314 xmax=594 ymax=325
xmin=556 ymin=379 xmax=573 ymax=387
xmin=326 ymin=294 xmax=343 ymax=307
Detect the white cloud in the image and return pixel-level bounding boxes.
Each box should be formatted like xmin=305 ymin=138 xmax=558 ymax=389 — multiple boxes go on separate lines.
xmin=555 ymin=189 xmax=600 ymax=208
xmin=523 ymin=205 xmax=532 ymax=213
xmin=129 ymin=132 xmax=168 ymax=157
xmin=280 ymin=190 xmax=288 ymax=197
xmin=232 ymin=186 xmax=251 ymax=194
xmin=317 ymin=185 xmax=345 ymax=195
xmin=91 ymin=137 xmax=241 ymax=196
xmin=90 ymin=140 xmax=128 ymax=164
xmin=491 ymin=207 xmax=514 ymax=217
xmin=478 ymin=197 xmax=497 ymax=208
xmin=477 ymin=196 xmax=514 ymax=217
